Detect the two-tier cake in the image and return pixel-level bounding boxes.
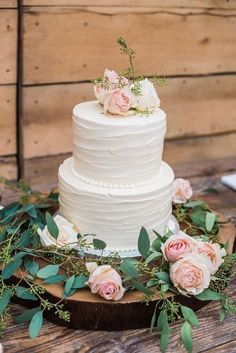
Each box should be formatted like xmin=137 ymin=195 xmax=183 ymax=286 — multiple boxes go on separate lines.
xmin=58 ymin=70 xmax=174 ymax=255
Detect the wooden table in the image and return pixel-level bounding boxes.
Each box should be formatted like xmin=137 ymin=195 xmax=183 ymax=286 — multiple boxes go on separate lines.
xmin=1 ymin=159 xmax=236 ymax=353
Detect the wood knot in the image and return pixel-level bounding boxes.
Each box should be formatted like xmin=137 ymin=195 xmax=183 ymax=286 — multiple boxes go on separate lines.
xmin=200 ymin=37 xmax=210 ymax=45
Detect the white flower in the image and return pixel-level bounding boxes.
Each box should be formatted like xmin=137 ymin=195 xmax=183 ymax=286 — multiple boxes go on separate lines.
xmin=173 ymin=178 xmax=193 ymax=204
xmin=0 ymin=343 xmax=3 ymax=353
xmin=135 ymin=78 xmax=160 ymax=112
xmin=167 ymin=215 xmax=180 ymax=234
xmin=0 ymin=206 xmax=4 ymax=210
xmin=38 ymin=215 xmax=78 ymax=249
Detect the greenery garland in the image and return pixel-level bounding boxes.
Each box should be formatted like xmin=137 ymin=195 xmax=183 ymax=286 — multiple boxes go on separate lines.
xmin=0 ymin=178 xmax=235 ymax=353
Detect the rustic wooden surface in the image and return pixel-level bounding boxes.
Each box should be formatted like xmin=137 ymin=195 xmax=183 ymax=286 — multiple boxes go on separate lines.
xmin=0 ymin=160 xmax=236 ymax=352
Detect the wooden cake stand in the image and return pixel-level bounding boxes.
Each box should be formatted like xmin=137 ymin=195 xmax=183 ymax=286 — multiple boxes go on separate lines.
xmin=3 ymin=214 xmax=236 ymax=331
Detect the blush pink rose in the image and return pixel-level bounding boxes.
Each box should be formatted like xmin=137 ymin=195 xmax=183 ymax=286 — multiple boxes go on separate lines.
xmin=161 ymin=232 xmax=196 ymax=262
xmin=85 ymin=264 xmax=125 ymax=301
xmin=103 ymin=88 xmax=136 ymax=115
xmin=94 ymin=69 xmax=129 ymax=105
xmin=170 ymin=255 xmax=211 ymax=295
xmin=173 ymin=178 xmax=193 ymax=204
xmin=195 ymin=242 xmax=226 ymax=274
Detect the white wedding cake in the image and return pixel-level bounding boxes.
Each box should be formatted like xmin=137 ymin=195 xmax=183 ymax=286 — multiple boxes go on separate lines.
xmin=58 ymin=70 xmax=174 ymax=255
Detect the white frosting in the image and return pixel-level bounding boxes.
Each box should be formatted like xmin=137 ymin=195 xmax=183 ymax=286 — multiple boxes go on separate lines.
xmin=72 ymin=101 xmax=166 ymax=185
xmin=58 ymin=157 xmax=174 ymax=252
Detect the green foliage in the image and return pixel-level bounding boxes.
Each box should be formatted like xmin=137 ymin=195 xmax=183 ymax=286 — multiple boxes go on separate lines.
xmin=43 ymin=274 xmax=67 ymax=284
xmin=29 ymin=310 xmax=43 ymax=339
xmin=138 ymin=227 xmax=150 ymax=258
xmin=1 ymin=259 xmax=22 ymax=280
xmin=15 ymin=286 xmax=37 ymax=301
xmin=131 ymin=279 xmax=152 ymax=295
xmin=15 ymin=307 xmax=41 ymax=323
xmin=181 ymin=306 xmax=199 ymax=327
xmin=120 ymin=259 xmax=139 ymax=278
xmin=45 ymin=212 xmax=59 ymax=239
xmin=37 ymin=264 xmax=59 ymax=279
xmin=93 ymin=238 xmax=106 ymax=250
xmin=181 ymin=321 xmax=193 ymax=353
xmin=196 ymin=289 xmax=221 ymax=301
xmin=0 ymin=289 xmax=12 ymax=315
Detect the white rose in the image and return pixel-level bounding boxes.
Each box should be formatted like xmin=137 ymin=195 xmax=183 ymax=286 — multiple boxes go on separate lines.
xmin=135 ymin=78 xmax=160 ymax=112
xmin=166 ymin=215 xmax=180 ymax=235
xmin=38 ymin=215 xmax=78 ymax=249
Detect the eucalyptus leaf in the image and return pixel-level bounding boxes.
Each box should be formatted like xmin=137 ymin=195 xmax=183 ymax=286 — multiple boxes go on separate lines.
xmin=93 ymin=238 xmax=106 ymax=250
xmin=205 ymin=212 xmax=217 ymax=232
xmin=156 ymin=271 xmax=171 ymax=285
xmin=131 ymin=279 xmax=152 ymax=295
xmin=1 ymin=259 xmax=22 ymax=280
xmin=150 ymin=303 xmax=158 ymax=333
xmin=24 ymin=258 xmax=39 ymax=276
xmin=160 ymin=328 xmax=170 ymax=353
xmin=181 ymin=321 xmax=193 ymax=353
xmin=196 ymin=289 xmax=221 ymax=301
xmin=138 ymin=227 xmax=150 ymax=258
xmin=184 ymin=200 xmax=204 ymax=208
xmin=43 ymin=274 xmax=67 ymax=284
xmin=13 ymin=230 xmax=31 ymax=249
xmin=120 ymin=259 xmax=139 ymax=278
xmin=145 ymin=251 xmax=162 ymax=264
xmin=15 ymin=286 xmax=37 ymax=301
xmin=151 ymin=238 xmax=161 ymax=252
xmin=72 ymin=275 xmax=88 ymax=289
xmin=0 ymin=288 xmax=12 ymax=315
xmin=29 ymin=310 xmax=43 ymax=339
xmin=15 ymin=307 xmax=41 ymax=323
xmin=45 ymin=212 xmax=59 ymax=239
xmin=64 ymin=275 xmax=75 ymax=296
xmin=157 ymin=310 xmax=168 ymax=331
xmin=181 ymin=305 xmax=199 ymax=327
xmin=37 ymin=264 xmax=59 ymax=279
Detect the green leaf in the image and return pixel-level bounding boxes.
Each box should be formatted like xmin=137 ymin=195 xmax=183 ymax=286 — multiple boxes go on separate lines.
xmin=37 ymin=264 xmax=59 ymax=279
xmin=138 ymin=227 xmax=150 ymax=258
xmin=131 ymin=279 xmax=152 ymax=295
xmin=0 ymin=288 xmax=12 ymax=315
xmin=120 ymin=259 xmax=139 ymax=278
xmin=1 ymin=259 xmax=22 ymax=280
xmin=24 ymin=258 xmax=39 ymax=276
xmin=77 ymin=232 xmax=82 ymax=239
xmin=29 ymin=310 xmax=43 ymax=339
xmin=189 ymin=209 xmax=206 ymax=227
xmin=157 ymin=310 xmax=168 ymax=331
xmin=43 ymin=274 xmax=67 ymax=284
xmin=196 ymin=289 xmax=221 ymax=301
xmin=151 ymin=238 xmax=161 ymax=252
xmin=184 ymin=200 xmax=204 ymax=208
xmin=72 ymin=275 xmax=88 ymax=289
xmin=150 ymin=304 xmax=158 ymax=333
xmin=205 ymin=212 xmax=217 ymax=232
xmin=93 ymin=238 xmax=106 ymax=250
xmin=13 ymin=230 xmax=31 ymax=249
xmin=156 ymin=271 xmax=171 ymax=285
xmin=145 ymin=251 xmax=162 ymax=264
xmin=45 ymin=212 xmax=59 ymax=239
xmin=160 ymin=328 xmax=170 ymax=353
xmin=64 ymin=275 xmax=75 ymax=296
xmin=15 ymin=307 xmax=41 ymax=323
xmin=181 ymin=306 xmax=200 ymax=327
xmin=220 ymin=307 xmax=225 ymax=322
xmin=181 ymin=321 xmax=193 ymax=353
xmin=20 ymin=204 xmax=37 ymax=219
xmin=224 ymin=240 xmax=230 ymax=253
xmin=15 ymin=286 xmax=37 ymax=301
xmin=13 ymin=251 xmax=27 ymax=261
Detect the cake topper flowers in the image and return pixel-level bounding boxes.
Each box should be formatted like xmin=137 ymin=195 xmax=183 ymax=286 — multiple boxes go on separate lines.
xmin=93 ymin=37 xmax=166 ymax=116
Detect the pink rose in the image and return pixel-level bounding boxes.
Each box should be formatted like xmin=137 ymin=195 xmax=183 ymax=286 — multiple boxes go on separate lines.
xmin=161 ymin=232 xmax=196 ymax=262
xmin=85 ymin=264 xmax=125 ymax=301
xmin=173 ymin=178 xmax=193 ymax=204
xmin=195 ymin=242 xmax=226 ymax=274
xmin=170 ymin=255 xmax=211 ymax=295
xmin=103 ymin=88 xmax=136 ymax=115
xmin=94 ymin=69 xmax=129 ymax=105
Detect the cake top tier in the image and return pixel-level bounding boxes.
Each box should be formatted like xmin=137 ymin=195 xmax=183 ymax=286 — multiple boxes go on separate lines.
xmin=72 ymin=101 xmax=166 ymax=187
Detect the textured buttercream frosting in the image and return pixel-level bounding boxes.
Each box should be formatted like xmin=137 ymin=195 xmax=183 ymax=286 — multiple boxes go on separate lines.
xmin=72 ymin=101 xmax=166 ymax=185
xmin=59 ymin=157 xmax=174 ymax=252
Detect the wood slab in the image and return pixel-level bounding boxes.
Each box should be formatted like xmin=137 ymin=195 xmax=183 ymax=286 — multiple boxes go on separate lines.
xmin=4 ymin=213 xmax=235 ymax=331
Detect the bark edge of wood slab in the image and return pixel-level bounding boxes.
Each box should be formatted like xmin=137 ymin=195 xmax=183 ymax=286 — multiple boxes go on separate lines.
xmin=3 ymin=214 xmax=236 ymax=331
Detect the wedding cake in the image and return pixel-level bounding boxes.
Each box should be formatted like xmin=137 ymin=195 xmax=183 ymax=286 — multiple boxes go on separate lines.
xmin=58 ymin=69 xmax=174 ymax=255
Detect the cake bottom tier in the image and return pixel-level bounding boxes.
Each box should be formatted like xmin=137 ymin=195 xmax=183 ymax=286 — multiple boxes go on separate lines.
xmin=58 ymin=157 xmax=174 ymax=253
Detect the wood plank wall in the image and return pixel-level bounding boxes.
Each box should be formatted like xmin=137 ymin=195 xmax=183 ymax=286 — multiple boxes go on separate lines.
xmin=0 ymin=0 xmax=236 ymax=185
xmin=0 ymin=1 xmax=17 ymax=180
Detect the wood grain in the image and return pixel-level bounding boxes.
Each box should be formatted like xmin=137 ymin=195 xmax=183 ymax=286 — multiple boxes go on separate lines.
xmin=22 ymin=0 xmax=236 ymax=9
xmin=0 ymin=1 xmax=17 ymax=8
xmin=22 ymin=7 xmax=236 ymax=84
xmin=0 ymin=9 xmax=17 ymax=84
xmin=22 ymin=75 xmax=236 ymax=158
xmin=0 ymin=156 xmax=17 ymax=180
xmin=0 ymin=85 xmax=16 ymax=156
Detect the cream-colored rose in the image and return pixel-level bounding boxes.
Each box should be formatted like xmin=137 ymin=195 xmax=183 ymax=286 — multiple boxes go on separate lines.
xmin=170 ymin=255 xmax=211 ymax=295
xmin=135 ymin=78 xmax=160 ymax=112
xmin=86 ymin=262 xmax=98 ymax=274
xmin=173 ymin=178 xmax=193 ymax=204
xmin=103 ymin=88 xmax=136 ymax=115
xmin=86 ymin=264 xmax=125 ymax=301
xmin=37 ymin=215 xmax=78 ymax=249
xmin=161 ymin=232 xmax=196 ymax=262
xmin=195 ymin=242 xmax=226 ymax=274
